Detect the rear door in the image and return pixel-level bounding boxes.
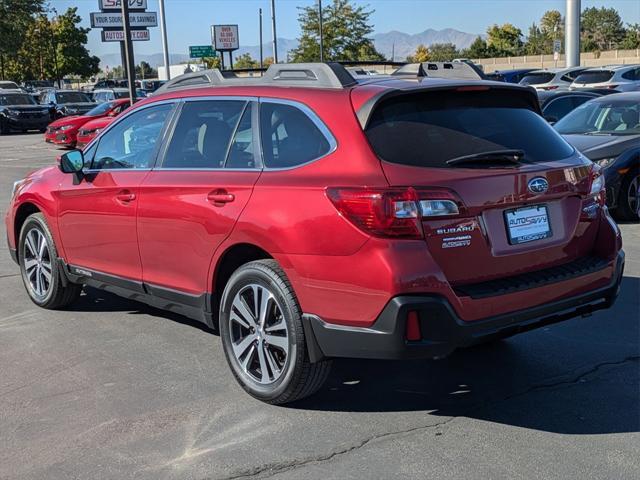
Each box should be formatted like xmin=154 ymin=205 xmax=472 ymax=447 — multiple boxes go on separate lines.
xmin=137 ymin=98 xmax=261 ymax=296
xmin=363 ymin=87 xmax=596 ymax=285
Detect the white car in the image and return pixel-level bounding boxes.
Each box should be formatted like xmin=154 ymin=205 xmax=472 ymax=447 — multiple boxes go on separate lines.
xmin=519 ymin=66 xmax=589 ymax=91
xmin=92 ymin=88 xmax=130 ymax=103
xmin=570 ymin=65 xmax=640 ymax=92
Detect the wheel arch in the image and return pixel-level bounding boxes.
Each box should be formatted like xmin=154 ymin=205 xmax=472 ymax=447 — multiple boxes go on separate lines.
xmin=210 ymin=242 xmax=273 ymax=326
xmin=13 ymin=202 xmax=42 ymax=261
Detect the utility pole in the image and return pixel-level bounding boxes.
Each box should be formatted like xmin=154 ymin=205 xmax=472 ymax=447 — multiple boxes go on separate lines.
xmin=318 ymin=0 xmax=324 ymax=62
xmin=270 ymin=0 xmax=278 ymax=63
xmin=159 ymin=0 xmax=170 ymax=80
xmin=121 ymin=1 xmax=137 ymax=102
xmin=259 ymin=8 xmax=264 ymax=71
xmin=565 ymin=0 xmax=581 ymax=67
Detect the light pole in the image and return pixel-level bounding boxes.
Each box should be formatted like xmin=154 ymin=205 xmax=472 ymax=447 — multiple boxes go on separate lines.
xmin=120 ymin=0 xmax=136 ymax=102
xmin=565 ymin=0 xmax=581 ymax=67
xmin=159 ymin=0 xmax=170 ymax=80
xmin=259 ymin=8 xmax=264 ymax=71
xmin=270 ymin=0 xmax=278 ymax=63
xmin=318 ymin=0 xmax=324 ymax=62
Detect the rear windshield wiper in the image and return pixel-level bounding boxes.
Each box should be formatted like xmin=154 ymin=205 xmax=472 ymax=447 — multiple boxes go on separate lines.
xmin=446 ymin=149 xmax=525 ymax=167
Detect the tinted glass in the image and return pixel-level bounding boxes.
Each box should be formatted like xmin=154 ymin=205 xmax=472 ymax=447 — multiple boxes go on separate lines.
xmin=0 ymin=81 xmax=19 ymax=89
xmin=86 ymin=101 xmax=117 ymax=116
xmin=554 ymin=99 xmax=640 ymax=135
xmin=486 ymin=73 xmax=505 ymax=82
xmin=114 ymin=91 xmax=129 ymax=99
xmin=92 ymin=103 xmax=173 ymax=170
xmin=0 ymin=94 xmax=36 ymax=105
xmin=56 ymin=92 xmax=92 ymax=103
xmin=520 ymin=72 xmax=555 ymax=85
xmin=573 ymin=71 xmax=614 ymax=84
xmin=260 ymin=102 xmax=331 ymax=168
xmin=366 ymin=89 xmax=574 ymax=168
xmin=542 ymin=97 xmax=576 ymax=121
xmin=562 ymin=69 xmax=586 ymax=81
xmin=163 ymin=100 xmax=246 ymax=168
xmin=225 ymin=106 xmax=256 ymax=168
xmin=621 ymin=68 xmax=639 ymax=81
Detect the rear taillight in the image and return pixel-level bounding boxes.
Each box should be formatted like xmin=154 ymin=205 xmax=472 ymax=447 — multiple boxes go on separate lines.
xmin=589 ymin=164 xmax=606 ymax=205
xmin=326 ymin=187 xmax=465 ymax=239
xmin=541 ymin=85 xmax=559 ymax=90
xmin=605 ymin=84 xmax=619 ymax=90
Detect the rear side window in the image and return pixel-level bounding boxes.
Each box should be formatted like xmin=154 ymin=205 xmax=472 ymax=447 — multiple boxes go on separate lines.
xmin=621 ymin=68 xmax=640 ymax=81
xmin=573 ymin=71 xmax=614 ymax=84
xmin=162 ymin=100 xmax=248 ymax=169
xmin=365 ymin=89 xmax=574 ymax=168
xmin=260 ymin=102 xmax=331 ymax=168
xmin=520 ymin=72 xmax=554 ymax=85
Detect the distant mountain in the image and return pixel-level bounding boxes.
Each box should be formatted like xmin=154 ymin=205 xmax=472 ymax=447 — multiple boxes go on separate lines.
xmin=372 ymin=28 xmax=483 ymax=60
xmin=97 ymin=29 xmax=483 ymax=69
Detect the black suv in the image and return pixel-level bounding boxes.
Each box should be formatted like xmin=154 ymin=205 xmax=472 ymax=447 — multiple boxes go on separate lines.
xmin=0 ymin=91 xmax=50 ymax=133
xmin=39 ymin=89 xmax=95 ymax=120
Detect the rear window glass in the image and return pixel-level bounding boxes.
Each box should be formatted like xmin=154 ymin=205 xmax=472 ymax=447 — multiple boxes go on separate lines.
xmin=0 ymin=94 xmax=36 ymax=105
xmin=260 ymin=103 xmax=331 ymax=168
xmin=573 ymin=71 xmax=614 ymax=84
xmin=365 ymin=89 xmax=574 ymax=168
xmin=520 ymin=72 xmax=555 ymax=85
xmin=56 ymin=92 xmax=92 ymax=103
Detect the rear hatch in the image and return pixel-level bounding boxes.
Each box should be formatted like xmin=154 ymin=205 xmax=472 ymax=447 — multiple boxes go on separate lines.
xmin=571 ymin=70 xmax=614 ymax=88
xmin=362 ymin=86 xmax=599 ymax=286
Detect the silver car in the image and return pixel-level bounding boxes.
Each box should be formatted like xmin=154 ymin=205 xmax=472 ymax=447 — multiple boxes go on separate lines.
xmin=519 ymin=66 xmax=589 ymax=91
xmin=570 ymin=65 xmax=640 ymax=92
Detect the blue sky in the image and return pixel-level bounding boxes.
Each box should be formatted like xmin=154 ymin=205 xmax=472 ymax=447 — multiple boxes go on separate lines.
xmin=53 ymin=0 xmax=640 ymax=58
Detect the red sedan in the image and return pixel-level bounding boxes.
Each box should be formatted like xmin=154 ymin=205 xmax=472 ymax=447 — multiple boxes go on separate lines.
xmin=75 ymin=116 xmax=116 ymax=149
xmin=44 ymin=99 xmax=130 ymax=148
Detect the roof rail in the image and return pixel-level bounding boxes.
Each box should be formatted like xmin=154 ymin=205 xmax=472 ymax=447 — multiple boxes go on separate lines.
xmin=154 ymin=62 xmax=357 ymax=94
xmin=392 ymin=61 xmax=487 ymax=80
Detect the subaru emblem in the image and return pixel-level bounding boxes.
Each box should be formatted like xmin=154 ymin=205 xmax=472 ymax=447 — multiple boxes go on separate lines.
xmin=528 ymin=177 xmax=549 ymax=194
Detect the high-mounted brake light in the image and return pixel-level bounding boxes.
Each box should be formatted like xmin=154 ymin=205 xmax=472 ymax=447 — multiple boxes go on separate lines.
xmin=326 ymin=187 xmax=465 ymax=239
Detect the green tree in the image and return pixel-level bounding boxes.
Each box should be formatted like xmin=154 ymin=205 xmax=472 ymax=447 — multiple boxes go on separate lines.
xmin=428 ymin=43 xmax=458 ymax=61
xmin=135 ymin=61 xmax=156 ymax=79
xmin=486 ymin=23 xmax=524 ymax=57
xmin=0 ymin=0 xmax=43 ymax=79
xmin=290 ymin=0 xmax=384 ymax=62
xmin=581 ymin=7 xmax=625 ymax=51
xmin=620 ymin=23 xmax=640 ymax=49
xmin=540 ymin=10 xmax=563 ymax=41
xmin=53 ymin=8 xmax=100 ymax=79
xmin=525 ymin=23 xmax=547 ymax=55
xmin=462 ymin=36 xmax=490 ymax=59
xmin=202 ymin=56 xmax=221 ymax=69
xmin=234 ymin=53 xmax=259 ymax=69
xmin=406 ymin=44 xmax=430 ymax=63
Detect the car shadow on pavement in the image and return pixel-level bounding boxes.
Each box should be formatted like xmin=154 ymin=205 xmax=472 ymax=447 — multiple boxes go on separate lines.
xmin=291 ymin=275 xmax=640 ymax=435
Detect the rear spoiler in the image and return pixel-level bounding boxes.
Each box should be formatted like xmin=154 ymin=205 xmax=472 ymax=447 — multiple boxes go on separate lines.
xmin=356 ymin=83 xmax=541 ymax=130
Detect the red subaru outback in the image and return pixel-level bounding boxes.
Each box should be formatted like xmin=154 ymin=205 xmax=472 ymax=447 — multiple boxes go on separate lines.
xmin=6 ymin=63 xmax=624 ymax=404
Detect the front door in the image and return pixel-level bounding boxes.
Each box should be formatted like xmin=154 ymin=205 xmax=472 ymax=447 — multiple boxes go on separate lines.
xmin=56 ymin=103 xmax=175 ymax=281
xmin=137 ymin=99 xmax=261 ymax=295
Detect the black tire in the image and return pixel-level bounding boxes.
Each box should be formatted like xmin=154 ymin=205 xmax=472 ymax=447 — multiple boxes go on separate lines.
xmin=617 ymin=168 xmax=639 ymax=221
xmin=18 ymin=213 xmax=82 ymax=309
xmin=0 ymin=118 xmax=9 ymax=135
xmin=219 ymin=259 xmax=331 ymax=404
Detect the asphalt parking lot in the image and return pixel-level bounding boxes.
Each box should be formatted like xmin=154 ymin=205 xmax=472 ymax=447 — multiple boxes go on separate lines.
xmin=0 ymin=133 xmax=638 ymax=480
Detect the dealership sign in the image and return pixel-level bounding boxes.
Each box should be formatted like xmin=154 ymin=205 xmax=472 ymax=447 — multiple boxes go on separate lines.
xmin=212 ymin=25 xmax=239 ymax=51
xmin=99 ymin=0 xmax=147 ymax=9
xmin=101 ymin=29 xmax=150 ymax=42
xmin=91 ymin=11 xmax=158 ymax=28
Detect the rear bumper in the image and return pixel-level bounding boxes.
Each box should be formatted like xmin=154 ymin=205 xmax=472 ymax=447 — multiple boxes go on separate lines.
xmin=303 ymin=250 xmax=624 ymax=361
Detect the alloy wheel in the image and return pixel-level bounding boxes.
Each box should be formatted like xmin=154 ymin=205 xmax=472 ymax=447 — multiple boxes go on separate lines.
xmin=628 ymin=174 xmax=639 ymax=217
xmin=23 ymin=228 xmax=52 ymax=299
xmin=228 ymin=284 xmax=289 ymax=385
